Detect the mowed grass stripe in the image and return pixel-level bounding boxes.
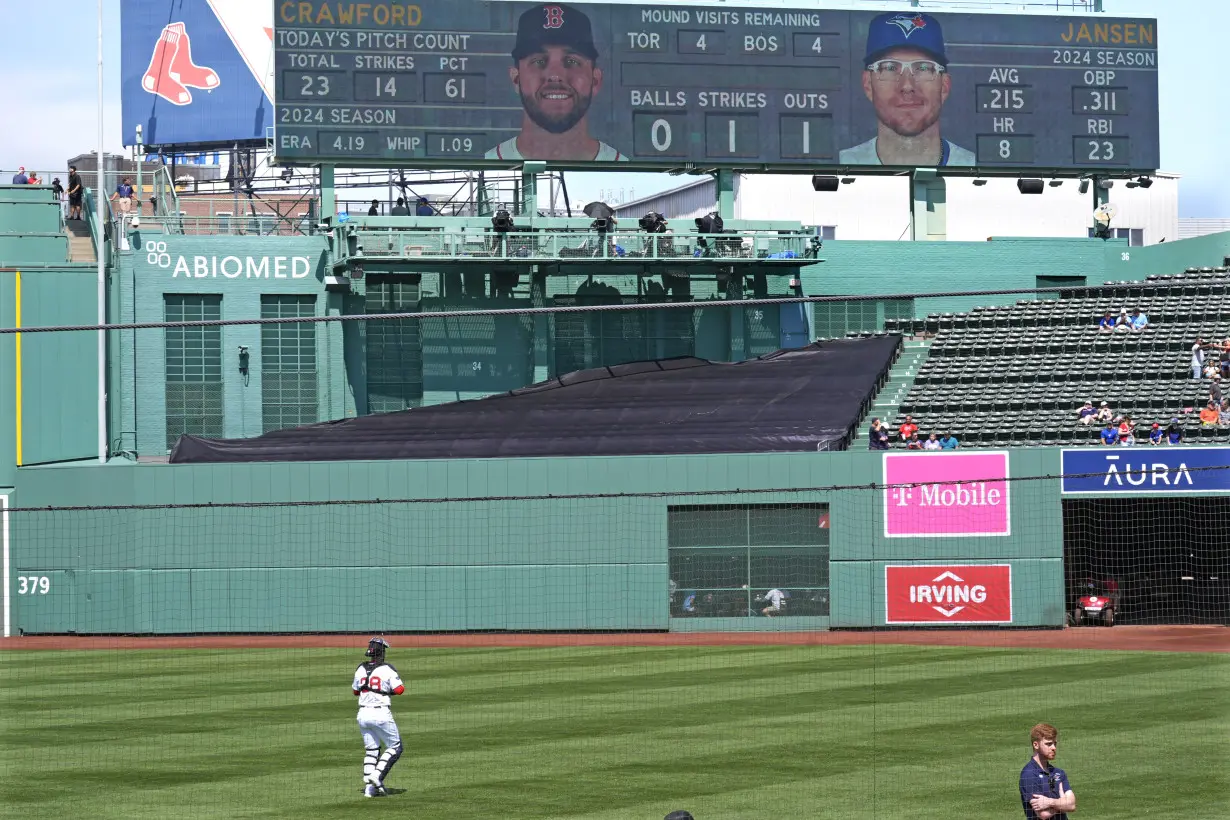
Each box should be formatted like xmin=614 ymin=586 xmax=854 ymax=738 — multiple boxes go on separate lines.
xmin=0 ymin=646 xmax=1224 ymax=819
xmin=6 ymin=650 xmax=1215 ymax=742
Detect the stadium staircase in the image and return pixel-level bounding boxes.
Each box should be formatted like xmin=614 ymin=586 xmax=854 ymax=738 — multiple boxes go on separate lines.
xmin=851 ymin=338 xmax=930 ymax=448
xmin=879 ymin=267 xmax=1230 ymax=448
xmin=67 ymin=220 xmax=96 ymax=263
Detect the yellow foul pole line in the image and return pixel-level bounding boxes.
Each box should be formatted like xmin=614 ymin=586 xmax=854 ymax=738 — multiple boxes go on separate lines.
xmin=14 ymin=270 xmax=22 ymax=467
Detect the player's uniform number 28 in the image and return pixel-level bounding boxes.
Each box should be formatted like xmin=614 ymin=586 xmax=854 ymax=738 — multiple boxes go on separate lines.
xmin=359 ymin=675 xmax=383 ymax=691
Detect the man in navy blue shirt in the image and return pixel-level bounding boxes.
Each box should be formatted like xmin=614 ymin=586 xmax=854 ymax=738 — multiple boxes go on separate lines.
xmin=1099 ymin=422 xmax=1118 ymax=446
xmin=1019 ymin=723 xmax=1076 ymax=820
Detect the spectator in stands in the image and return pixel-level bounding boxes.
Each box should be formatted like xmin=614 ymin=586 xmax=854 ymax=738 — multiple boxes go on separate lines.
xmin=1167 ymin=418 xmax=1184 ymax=445
xmin=51 ymin=177 xmax=64 ymax=215
xmin=1097 ymin=311 xmax=1116 ymax=332
xmin=1210 ymin=374 xmax=1224 ymax=407
xmin=389 ymin=197 xmax=409 ymax=216
xmin=1099 ymin=421 xmax=1118 ymax=446
xmin=1199 ymin=401 xmax=1219 ymax=426
xmin=1118 ymin=416 xmax=1134 ymax=442
xmin=1221 ymin=398 xmax=1230 ymax=427
xmin=939 ymin=431 xmax=959 ymax=450
xmin=1192 ymin=339 xmax=1206 ymax=380
xmin=111 ymin=177 xmax=134 ymax=214
xmin=1094 ymin=401 xmax=1114 ymax=425
xmin=367 ymin=199 xmax=380 ymax=216
xmin=868 ymin=418 xmax=890 ymax=450
xmin=906 ymin=431 xmax=923 ymax=450
xmin=923 ymin=432 xmax=942 ymax=450
xmin=898 ymin=415 xmax=918 ymax=443
xmin=1077 ymin=400 xmax=1097 ymax=425
xmin=66 ymin=166 xmax=83 ymax=220
xmin=416 ymin=196 xmax=435 ymax=216
xmin=1149 ymin=422 xmax=1164 ymax=445
xmin=1114 ymin=308 xmax=1131 ymax=331
xmin=1128 ymin=308 xmax=1149 ymax=331
xmin=11 ymin=166 xmax=28 ymax=184
xmin=26 ymin=171 xmax=40 ymax=185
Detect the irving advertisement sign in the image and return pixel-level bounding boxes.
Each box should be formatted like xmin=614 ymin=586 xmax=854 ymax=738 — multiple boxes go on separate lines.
xmin=884 ymin=564 xmax=1013 ymax=624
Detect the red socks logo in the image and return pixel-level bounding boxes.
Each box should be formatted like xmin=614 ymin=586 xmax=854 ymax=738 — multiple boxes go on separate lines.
xmin=142 ymin=22 xmax=220 ymax=106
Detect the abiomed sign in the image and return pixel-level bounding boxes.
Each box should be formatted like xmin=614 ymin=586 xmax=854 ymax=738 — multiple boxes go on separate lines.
xmin=885 ymin=564 xmax=1013 ymax=625
xmin=1060 ymin=447 xmax=1230 ymax=494
xmin=144 ymin=240 xmax=312 ymax=279
xmin=883 ymin=452 xmax=1011 ymax=538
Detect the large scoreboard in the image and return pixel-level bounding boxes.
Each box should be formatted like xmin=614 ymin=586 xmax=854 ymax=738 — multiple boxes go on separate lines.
xmin=273 ymin=1 xmax=1159 ymax=171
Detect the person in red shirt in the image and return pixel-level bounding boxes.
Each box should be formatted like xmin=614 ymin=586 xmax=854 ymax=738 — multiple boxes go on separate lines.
xmin=898 ymin=415 xmax=919 ymax=443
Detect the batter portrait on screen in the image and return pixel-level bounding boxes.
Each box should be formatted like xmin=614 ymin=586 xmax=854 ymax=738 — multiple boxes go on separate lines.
xmin=486 ymin=3 xmax=627 ymax=162
xmin=840 ymin=12 xmax=974 ymax=167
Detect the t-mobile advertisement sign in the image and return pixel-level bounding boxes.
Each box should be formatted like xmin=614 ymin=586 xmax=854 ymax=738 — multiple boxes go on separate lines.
xmin=885 ymin=564 xmax=1013 ymax=624
xmin=883 ymin=452 xmax=1010 ymax=538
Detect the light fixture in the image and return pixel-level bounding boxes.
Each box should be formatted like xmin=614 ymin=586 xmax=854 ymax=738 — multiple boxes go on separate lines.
xmin=280 ymin=167 xmax=293 ymax=183
xmin=1078 ymin=179 xmax=1090 ymax=194
xmin=1136 ymin=176 xmax=1153 ymax=189
xmin=1048 ymin=180 xmax=1063 ymax=187
xmin=1017 ymin=178 xmax=1045 ymax=195
xmin=972 ymin=179 xmax=987 ymax=187
xmin=840 ymin=177 xmax=856 ymax=185
xmin=695 ymin=213 xmax=724 ymax=234
xmin=1097 ymin=179 xmax=1114 ymax=190
xmin=811 ymin=175 xmax=839 ymax=192
xmin=1125 ymin=182 xmax=1139 ymax=189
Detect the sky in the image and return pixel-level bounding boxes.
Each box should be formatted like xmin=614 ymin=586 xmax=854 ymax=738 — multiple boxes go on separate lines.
xmin=0 ymin=0 xmax=1224 ymax=217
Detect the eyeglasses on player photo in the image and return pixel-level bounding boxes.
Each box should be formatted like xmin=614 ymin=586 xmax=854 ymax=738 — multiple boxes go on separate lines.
xmin=866 ymin=59 xmax=947 ymax=83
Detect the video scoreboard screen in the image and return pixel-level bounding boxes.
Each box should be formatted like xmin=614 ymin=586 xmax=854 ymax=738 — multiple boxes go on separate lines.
xmin=273 ymin=1 xmax=1159 ymax=171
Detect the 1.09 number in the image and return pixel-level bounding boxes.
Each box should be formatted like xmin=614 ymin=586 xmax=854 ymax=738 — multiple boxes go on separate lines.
xmin=437 ymin=137 xmax=473 ymax=153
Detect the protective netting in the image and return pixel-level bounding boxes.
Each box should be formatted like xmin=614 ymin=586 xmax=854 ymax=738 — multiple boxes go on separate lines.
xmin=1 ymin=475 xmax=1226 ymax=818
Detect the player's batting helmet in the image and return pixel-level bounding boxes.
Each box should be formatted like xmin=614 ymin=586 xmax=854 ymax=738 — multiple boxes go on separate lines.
xmin=365 ymin=637 xmax=390 ymax=658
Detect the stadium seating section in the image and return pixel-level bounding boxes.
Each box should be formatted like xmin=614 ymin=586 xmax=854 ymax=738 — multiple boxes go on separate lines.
xmin=879 ymin=267 xmax=1230 ymax=448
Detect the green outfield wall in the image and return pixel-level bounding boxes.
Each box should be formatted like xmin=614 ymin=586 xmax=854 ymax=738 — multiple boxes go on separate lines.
xmin=4 ymin=449 xmax=1063 ymax=635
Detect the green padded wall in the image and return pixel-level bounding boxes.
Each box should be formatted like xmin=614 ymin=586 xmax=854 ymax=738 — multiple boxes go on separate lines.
xmin=8 ymin=450 xmax=1064 ymax=634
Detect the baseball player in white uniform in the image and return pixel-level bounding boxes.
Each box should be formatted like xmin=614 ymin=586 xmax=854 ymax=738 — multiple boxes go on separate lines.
xmin=352 ymin=637 xmax=405 ymax=797
xmin=760 ymin=588 xmax=789 ymax=617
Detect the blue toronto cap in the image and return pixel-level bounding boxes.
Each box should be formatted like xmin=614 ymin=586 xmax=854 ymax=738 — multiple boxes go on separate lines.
xmin=864 ymin=12 xmax=948 ymax=67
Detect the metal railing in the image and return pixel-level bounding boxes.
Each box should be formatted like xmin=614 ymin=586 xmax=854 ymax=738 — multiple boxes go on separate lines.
xmin=129 ymin=214 xmax=320 ymax=238
xmin=337 ymin=229 xmax=814 ymax=264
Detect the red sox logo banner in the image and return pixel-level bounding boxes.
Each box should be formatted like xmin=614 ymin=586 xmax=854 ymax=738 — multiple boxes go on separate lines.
xmin=885 ymin=564 xmax=1013 ymax=624
xmin=543 ymin=5 xmax=565 ymax=29
xmin=142 ymin=22 xmax=220 ymax=106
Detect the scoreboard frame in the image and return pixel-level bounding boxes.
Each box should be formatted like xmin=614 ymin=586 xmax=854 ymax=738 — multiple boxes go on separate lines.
xmin=272 ymin=1 xmax=1160 ymax=176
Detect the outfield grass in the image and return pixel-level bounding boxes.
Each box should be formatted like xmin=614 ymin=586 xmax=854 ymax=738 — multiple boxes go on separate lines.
xmin=0 ymin=644 xmax=1226 ymax=819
